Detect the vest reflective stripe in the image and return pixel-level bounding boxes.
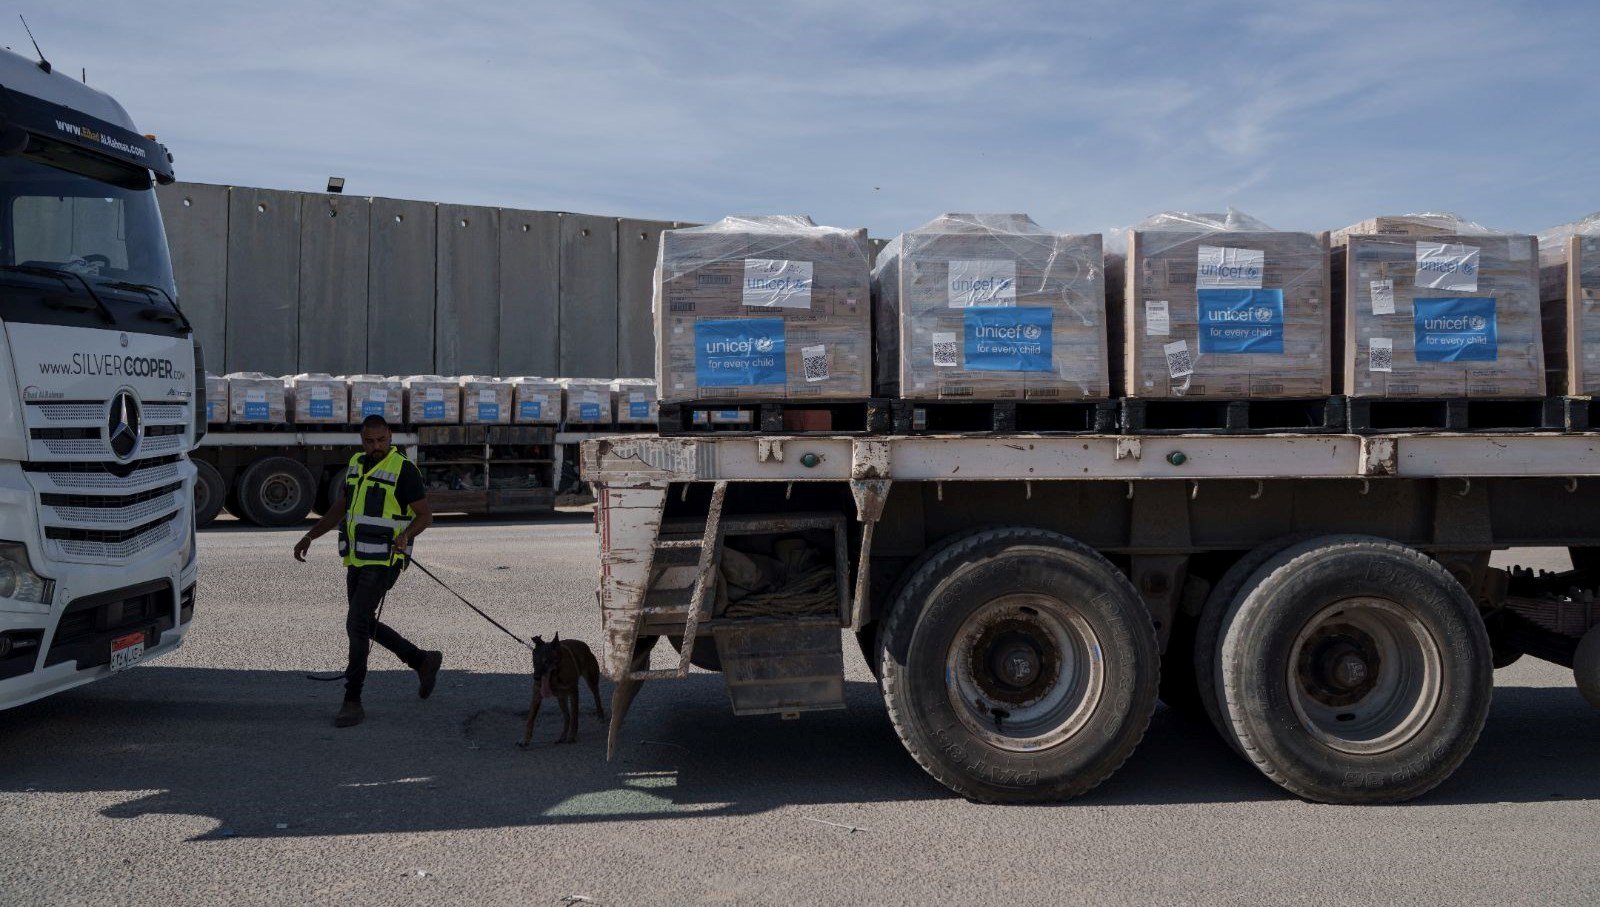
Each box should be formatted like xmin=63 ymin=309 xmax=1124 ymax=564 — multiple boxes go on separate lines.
xmin=338 ymin=448 xmax=415 ymax=568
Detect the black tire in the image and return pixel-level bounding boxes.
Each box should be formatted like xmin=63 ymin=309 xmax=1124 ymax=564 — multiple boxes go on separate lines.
xmin=1193 ymin=533 xmax=1318 ymax=752
xmin=222 ymin=476 xmax=252 ymax=524
xmin=236 ymin=456 xmax=316 ymax=528
xmin=877 ymin=526 xmax=1159 ymax=803
xmin=1217 ymin=535 xmax=1493 ymax=804
xmin=312 ymin=467 xmax=346 ymax=518
xmin=192 ymin=459 xmax=225 ymax=529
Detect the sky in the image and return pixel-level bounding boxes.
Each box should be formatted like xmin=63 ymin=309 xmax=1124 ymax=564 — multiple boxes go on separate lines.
xmin=23 ymin=1 xmax=1600 ymax=237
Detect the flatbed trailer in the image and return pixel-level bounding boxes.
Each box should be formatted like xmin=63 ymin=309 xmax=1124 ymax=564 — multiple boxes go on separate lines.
xmin=583 ymin=431 xmax=1600 ymax=804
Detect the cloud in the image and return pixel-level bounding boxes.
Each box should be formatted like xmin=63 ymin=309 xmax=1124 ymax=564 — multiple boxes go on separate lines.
xmin=25 ymin=1 xmax=1600 ymax=235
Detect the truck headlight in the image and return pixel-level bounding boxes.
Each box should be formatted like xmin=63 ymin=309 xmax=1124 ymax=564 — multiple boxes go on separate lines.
xmin=0 ymin=542 xmax=52 ymax=612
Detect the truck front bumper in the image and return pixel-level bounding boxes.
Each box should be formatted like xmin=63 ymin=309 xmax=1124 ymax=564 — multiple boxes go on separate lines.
xmin=0 ymin=576 xmax=196 ymax=710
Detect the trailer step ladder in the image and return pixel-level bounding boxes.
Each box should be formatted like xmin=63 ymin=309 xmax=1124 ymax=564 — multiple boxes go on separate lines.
xmin=606 ymin=481 xmax=726 ymax=758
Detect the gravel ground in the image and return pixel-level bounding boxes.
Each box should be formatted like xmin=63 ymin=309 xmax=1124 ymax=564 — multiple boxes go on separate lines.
xmin=1 ymin=519 xmax=1596 ymax=906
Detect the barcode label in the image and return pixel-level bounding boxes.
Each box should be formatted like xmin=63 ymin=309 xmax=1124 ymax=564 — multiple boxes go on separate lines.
xmin=932 ymin=331 xmax=958 ymax=367
xmin=801 ymin=344 xmax=829 ymax=382
xmin=1163 ymin=340 xmax=1194 ymax=378
xmin=1369 ymin=337 xmax=1394 ymax=372
xmin=1370 ymin=280 xmax=1395 ymax=315
xmin=1145 ymin=300 xmax=1170 ymax=336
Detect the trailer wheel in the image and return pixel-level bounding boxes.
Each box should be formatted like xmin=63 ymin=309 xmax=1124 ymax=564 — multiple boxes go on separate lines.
xmin=1217 ymin=536 xmax=1492 ymax=803
xmin=312 ymin=467 xmax=346 ymax=517
xmin=237 ymin=457 xmax=316 ymax=528
xmin=1193 ymin=533 xmax=1318 ymax=753
xmin=878 ymin=527 xmax=1158 ymax=803
xmin=222 ymin=476 xmax=252 ymax=524
xmin=193 ymin=459 xmax=225 ymax=529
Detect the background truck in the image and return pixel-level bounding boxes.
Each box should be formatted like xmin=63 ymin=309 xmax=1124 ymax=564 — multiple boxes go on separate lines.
xmin=583 ymin=431 xmax=1600 ymax=804
xmin=190 ymin=425 xmax=632 ymax=527
xmin=0 ymin=49 xmax=201 ymax=708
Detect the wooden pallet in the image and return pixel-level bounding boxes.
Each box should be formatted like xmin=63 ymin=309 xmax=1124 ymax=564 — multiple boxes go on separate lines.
xmin=1122 ymin=397 xmax=1346 ymax=434
xmin=1346 ymin=396 xmax=1569 ymax=433
xmin=891 ymin=399 xmax=1118 ymax=434
xmin=658 ymin=399 xmax=892 ymax=435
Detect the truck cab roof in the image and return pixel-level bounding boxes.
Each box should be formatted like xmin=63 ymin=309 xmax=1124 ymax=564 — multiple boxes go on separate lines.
xmin=0 ymin=47 xmax=138 ymax=132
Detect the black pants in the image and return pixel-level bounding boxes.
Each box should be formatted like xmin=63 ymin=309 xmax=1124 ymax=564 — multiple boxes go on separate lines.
xmin=344 ymin=563 xmax=422 ymax=702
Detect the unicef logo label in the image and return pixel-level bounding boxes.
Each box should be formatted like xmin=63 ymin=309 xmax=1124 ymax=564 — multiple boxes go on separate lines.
xmin=1253 ymin=307 xmax=1274 ymax=322
xmin=1022 ymin=324 xmax=1043 ymax=341
xmin=755 ymin=337 xmax=775 ymax=353
xmin=1468 ymin=315 xmax=1487 ymax=331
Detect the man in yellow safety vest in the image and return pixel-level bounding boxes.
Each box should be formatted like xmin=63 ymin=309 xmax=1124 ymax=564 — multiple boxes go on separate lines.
xmin=294 ymin=415 xmax=439 ymax=727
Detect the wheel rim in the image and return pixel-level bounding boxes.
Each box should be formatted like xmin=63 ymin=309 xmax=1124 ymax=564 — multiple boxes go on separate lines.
xmin=258 ymin=473 xmax=303 ymax=515
xmin=194 ymin=477 xmax=213 ymax=514
xmin=1288 ymin=597 xmax=1443 ymax=755
xmin=945 ymin=593 xmax=1105 ymax=752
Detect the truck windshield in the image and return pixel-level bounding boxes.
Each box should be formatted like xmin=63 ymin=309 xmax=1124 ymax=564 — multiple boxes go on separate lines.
xmin=0 ymin=145 xmax=177 ymax=303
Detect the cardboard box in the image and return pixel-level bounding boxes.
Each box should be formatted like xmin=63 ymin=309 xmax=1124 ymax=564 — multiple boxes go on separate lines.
xmin=873 ymin=213 xmax=1109 ymax=401
xmin=1537 ymin=215 xmax=1600 ymax=395
xmin=1332 ymin=216 xmax=1542 ymax=398
xmin=561 ymin=378 xmax=614 ymax=424
xmin=225 ymin=372 xmax=287 ymax=423
xmin=655 ymin=215 xmax=872 ymax=403
xmin=289 ymin=373 xmax=350 ymax=424
xmin=460 ymin=376 xmax=512 ymax=425
xmin=1121 ymin=211 xmax=1331 ymax=399
xmin=509 ymin=377 xmax=562 ymax=424
xmin=402 ymin=376 xmax=462 ymax=424
xmin=611 ymin=378 xmax=658 ymax=424
xmin=204 ymin=374 xmax=229 ymax=424
xmin=345 ymin=375 xmax=404 ymax=423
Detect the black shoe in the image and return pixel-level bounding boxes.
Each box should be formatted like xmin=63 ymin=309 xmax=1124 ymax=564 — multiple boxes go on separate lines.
xmin=334 ymin=701 xmax=364 ymax=728
xmin=417 ymin=651 xmax=443 ymax=699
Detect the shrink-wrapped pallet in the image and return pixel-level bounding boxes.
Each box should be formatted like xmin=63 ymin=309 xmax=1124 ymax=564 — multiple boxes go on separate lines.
xmin=1537 ymin=213 xmax=1600 ymax=395
xmin=345 ymin=375 xmax=404 ymax=423
xmin=1121 ymin=210 xmax=1331 ymax=398
xmin=560 ymin=378 xmax=614 ymax=425
xmin=402 ymin=376 xmax=462 ymax=424
xmin=1332 ymin=213 xmax=1542 ymax=397
xmin=612 ymin=378 xmax=658 ymax=423
xmin=873 ymin=213 xmax=1109 ymax=400
xmin=460 ymin=376 xmax=512 ymax=424
xmin=288 ymin=373 xmax=350 ymax=424
xmin=204 ymin=374 xmax=229 ymax=424
xmin=225 ymin=372 xmax=287 ymax=423
xmin=509 ymin=377 xmax=562 ymax=424
xmin=654 ymin=215 xmax=871 ymax=403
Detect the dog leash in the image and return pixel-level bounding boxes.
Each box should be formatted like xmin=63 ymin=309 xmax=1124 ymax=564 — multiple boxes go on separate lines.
xmin=409 ymin=558 xmax=534 ymax=652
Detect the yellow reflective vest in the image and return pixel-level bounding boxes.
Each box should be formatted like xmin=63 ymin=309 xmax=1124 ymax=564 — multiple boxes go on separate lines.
xmin=337 ymin=448 xmax=415 ymax=568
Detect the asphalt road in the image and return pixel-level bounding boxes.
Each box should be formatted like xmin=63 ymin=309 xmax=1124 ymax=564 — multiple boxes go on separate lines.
xmin=1 ymin=519 xmax=1596 ymax=906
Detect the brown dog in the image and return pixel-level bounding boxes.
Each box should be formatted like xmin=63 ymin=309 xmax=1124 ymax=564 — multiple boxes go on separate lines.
xmin=520 ymin=633 xmax=605 ymax=746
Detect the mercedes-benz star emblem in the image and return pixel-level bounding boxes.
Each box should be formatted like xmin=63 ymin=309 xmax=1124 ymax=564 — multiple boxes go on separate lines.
xmin=108 ymin=391 xmax=143 ymax=461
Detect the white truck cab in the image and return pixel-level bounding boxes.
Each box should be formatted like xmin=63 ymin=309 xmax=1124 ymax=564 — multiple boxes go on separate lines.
xmin=0 ymin=48 xmax=201 ymax=708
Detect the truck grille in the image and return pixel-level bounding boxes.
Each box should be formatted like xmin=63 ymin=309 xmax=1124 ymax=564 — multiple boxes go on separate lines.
xmin=23 ymin=455 xmax=187 ymax=563
xmin=45 ymin=512 xmax=179 ymax=559
xmin=22 ymin=399 xmax=192 ymax=463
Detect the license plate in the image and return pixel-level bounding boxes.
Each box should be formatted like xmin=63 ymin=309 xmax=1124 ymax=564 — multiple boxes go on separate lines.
xmin=110 ymin=631 xmax=146 ymax=673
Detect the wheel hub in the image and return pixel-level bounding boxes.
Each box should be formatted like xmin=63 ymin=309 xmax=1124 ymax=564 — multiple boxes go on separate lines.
xmin=1297 ymin=624 xmax=1381 ymax=708
xmin=971 ymin=620 xmax=1060 ymax=706
xmin=1287 ymin=599 xmax=1443 ymax=756
xmin=946 ymin=595 xmax=1104 ymax=753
